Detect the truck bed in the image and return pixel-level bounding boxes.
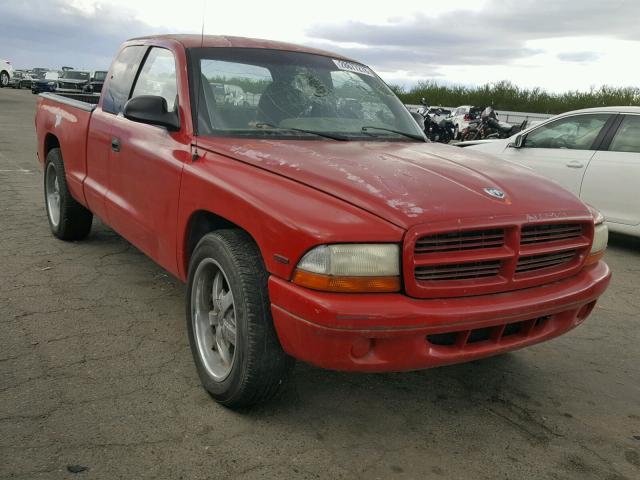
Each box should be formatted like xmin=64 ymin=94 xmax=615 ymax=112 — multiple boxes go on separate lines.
xmin=35 ymin=92 xmax=98 ymax=206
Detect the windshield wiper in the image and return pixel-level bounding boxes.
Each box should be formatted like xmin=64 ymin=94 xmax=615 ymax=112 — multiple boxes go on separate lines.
xmin=255 ymin=123 xmax=348 ymax=141
xmin=361 ymin=126 xmax=426 ymax=142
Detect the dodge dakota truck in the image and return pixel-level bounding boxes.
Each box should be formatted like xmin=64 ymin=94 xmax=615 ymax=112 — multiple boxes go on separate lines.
xmin=35 ymin=35 xmax=611 ymax=408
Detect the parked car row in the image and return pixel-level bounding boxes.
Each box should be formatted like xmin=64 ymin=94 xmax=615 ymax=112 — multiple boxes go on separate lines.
xmin=0 ymin=61 xmax=107 ymax=93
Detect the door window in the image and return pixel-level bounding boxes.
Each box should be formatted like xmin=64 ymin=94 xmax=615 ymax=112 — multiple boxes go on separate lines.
xmin=609 ymin=115 xmax=640 ymax=153
xmin=132 ymin=48 xmax=178 ymax=111
xmin=103 ymin=45 xmax=146 ymax=114
xmin=524 ymin=114 xmax=610 ymax=150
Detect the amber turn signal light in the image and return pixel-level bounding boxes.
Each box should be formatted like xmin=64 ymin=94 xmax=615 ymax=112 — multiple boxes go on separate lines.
xmin=584 ymin=250 xmax=605 ymax=266
xmin=292 ymin=269 xmax=401 ymax=293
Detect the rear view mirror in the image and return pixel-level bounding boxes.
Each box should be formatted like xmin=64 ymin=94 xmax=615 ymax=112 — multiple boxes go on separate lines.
xmin=123 ymin=95 xmax=180 ymax=131
xmin=509 ymin=134 xmax=525 ymax=149
xmin=410 ymin=111 xmax=425 ymax=130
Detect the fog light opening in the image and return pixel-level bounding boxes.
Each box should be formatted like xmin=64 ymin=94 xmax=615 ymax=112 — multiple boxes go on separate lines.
xmin=351 ymin=337 xmax=373 ymax=359
xmin=577 ymin=301 xmax=597 ymax=321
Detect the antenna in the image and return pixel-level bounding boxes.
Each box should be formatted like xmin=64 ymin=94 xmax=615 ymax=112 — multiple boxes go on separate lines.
xmin=192 ymin=0 xmax=206 ymax=162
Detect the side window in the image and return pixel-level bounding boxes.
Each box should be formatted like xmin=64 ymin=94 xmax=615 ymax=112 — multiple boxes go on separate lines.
xmin=103 ymin=46 xmax=146 ymax=115
xmin=524 ymin=114 xmax=610 ymax=150
xmin=131 ymin=48 xmax=178 ymax=112
xmin=609 ymin=115 xmax=640 ymax=153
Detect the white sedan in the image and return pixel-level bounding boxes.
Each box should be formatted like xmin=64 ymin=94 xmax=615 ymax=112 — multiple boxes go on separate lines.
xmin=461 ymin=107 xmax=640 ymax=237
xmin=0 ymin=59 xmax=14 ymax=88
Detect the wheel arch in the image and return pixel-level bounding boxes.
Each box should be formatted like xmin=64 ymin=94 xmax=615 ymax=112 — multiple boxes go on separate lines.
xmin=182 ymin=210 xmax=263 ymax=278
xmin=44 ymin=133 xmax=60 ymax=157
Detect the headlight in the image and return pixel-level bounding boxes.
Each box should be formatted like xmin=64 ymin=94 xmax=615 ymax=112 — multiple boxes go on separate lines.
xmin=585 ymin=207 xmax=608 ymax=265
xmin=292 ymin=244 xmax=401 ymax=293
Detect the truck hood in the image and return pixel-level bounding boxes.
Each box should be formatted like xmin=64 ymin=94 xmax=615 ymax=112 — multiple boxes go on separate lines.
xmin=199 ymin=138 xmax=589 ymax=229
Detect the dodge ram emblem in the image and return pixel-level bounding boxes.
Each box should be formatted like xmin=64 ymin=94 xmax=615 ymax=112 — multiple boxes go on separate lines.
xmin=484 ymin=187 xmax=506 ymax=199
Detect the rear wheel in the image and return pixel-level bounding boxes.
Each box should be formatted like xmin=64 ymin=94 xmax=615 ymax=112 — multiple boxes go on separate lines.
xmin=186 ymin=230 xmax=293 ymax=408
xmin=44 ymin=148 xmax=93 ymax=240
xmin=0 ymin=71 xmax=9 ymax=88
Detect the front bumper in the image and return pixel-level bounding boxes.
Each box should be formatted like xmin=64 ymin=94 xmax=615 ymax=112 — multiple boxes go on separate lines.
xmin=269 ymin=261 xmax=611 ymax=372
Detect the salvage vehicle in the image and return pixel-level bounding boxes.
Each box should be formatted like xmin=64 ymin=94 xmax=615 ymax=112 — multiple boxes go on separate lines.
xmin=449 ymin=105 xmax=483 ymax=139
xmin=8 ymin=70 xmax=30 ymax=89
xmin=35 ymin=35 xmax=611 ymax=408
xmin=460 ymin=107 xmax=640 ymax=237
xmin=56 ymin=70 xmax=91 ymax=93
xmin=84 ymin=70 xmax=108 ymax=93
xmin=0 ymin=59 xmax=14 ymax=87
xmin=31 ymin=71 xmax=59 ymax=94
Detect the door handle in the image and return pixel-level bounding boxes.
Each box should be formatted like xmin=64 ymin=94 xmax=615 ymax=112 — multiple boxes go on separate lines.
xmin=111 ymin=137 xmax=121 ymax=152
xmin=565 ymin=160 xmax=584 ymax=168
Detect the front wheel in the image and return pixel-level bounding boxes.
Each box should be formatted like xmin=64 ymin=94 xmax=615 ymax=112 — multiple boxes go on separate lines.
xmin=44 ymin=148 xmax=93 ymax=240
xmin=186 ymin=230 xmax=293 ymax=409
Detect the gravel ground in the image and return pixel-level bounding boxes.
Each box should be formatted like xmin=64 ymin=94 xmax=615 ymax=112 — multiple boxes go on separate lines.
xmin=1 ymin=88 xmax=639 ymax=480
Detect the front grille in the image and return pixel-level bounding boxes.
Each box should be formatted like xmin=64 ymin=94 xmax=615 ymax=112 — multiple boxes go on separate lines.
xmin=415 ymin=260 xmax=501 ymax=281
xmin=406 ymin=219 xmax=592 ymax=298
xmin=521 ymin=223 xmax=583 ymax=244
xmin=415 ymin=228 xmax=504 ymax=254
xmin=516 ymin=250 xmax=576 ymax=274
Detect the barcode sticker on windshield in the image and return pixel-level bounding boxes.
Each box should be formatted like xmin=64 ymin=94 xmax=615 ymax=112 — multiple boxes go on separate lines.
xmin=333 ymin=59 xmax=375 ymax=77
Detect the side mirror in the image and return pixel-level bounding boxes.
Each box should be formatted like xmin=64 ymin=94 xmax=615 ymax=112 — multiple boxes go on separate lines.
xmin=123 ymin=95 xmax=180 ymax=131
xmin=410 ymin=111 xmax=425 ymax=130
xmin=509 ymin=134 xmax=525 ymax=149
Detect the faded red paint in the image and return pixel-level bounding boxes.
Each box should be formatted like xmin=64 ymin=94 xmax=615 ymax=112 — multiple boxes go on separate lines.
xmin=34 ymin=36 xmax=611 ymax=372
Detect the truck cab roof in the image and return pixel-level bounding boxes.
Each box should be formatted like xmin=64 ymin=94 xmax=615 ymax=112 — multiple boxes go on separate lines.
xmin=126 ymin=34 xmax=355 ymax=61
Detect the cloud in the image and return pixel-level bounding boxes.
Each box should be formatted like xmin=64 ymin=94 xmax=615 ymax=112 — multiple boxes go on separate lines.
xmin=0 ymin=1 xmax=168 ymax=69
xmin=306 ymin=0 xmax=640 ymax=75
xmin=557 ymin=51 xmax=601 ymax=63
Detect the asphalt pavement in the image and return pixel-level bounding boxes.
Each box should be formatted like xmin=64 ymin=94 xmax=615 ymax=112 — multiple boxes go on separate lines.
xmin=1 ymin=87 xmax=639 ymax=479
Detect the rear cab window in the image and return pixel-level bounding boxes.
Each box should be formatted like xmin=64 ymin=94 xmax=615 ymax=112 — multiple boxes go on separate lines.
xmin=103 ymin=45 xmax=147 ymax=115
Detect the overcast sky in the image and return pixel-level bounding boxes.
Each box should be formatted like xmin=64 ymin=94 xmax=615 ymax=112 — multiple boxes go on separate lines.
xmin=1 ymin=0 xmax=638 ymax=92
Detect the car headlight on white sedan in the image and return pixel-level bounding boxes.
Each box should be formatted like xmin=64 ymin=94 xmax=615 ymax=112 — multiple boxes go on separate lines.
xmin=585 ymin=207 xmax=608 ymax=266
xmin=292 ymin=244 xmax=401 ymax=293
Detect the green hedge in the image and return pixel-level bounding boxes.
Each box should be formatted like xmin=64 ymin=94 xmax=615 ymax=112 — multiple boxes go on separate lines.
xmin=391 ymin=80 xmax=640 ymax=114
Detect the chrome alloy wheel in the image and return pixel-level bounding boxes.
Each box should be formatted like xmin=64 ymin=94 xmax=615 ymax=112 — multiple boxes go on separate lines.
xmin=191 ymin=259 xmax=237 ymax=381
xmin=45 ymin=162 xmax=61 ymax=227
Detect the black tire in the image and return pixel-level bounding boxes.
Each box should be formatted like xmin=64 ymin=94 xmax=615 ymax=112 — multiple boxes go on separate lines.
xmin=0 ymin=71 xmax=8 ymax=88
xmin=44 ymin=148 xmax=93 ymax=240
xmin=186 ymin=230 xmax=293 ymax=409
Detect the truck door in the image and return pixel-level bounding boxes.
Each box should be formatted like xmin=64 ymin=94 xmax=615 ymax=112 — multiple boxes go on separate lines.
xmin=500 ymin=113 xmax=612 ymax=196
xmin=85 ymin=45 xmax=146 ymax=223
xmin=580 ymin=114 xmax=640 ymax=227
xmin=106 ymin=46 xmax=189 ymax=273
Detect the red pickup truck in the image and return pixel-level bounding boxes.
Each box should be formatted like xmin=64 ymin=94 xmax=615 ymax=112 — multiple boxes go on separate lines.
xmin=35 ymin=35 xmax=611 ymax=408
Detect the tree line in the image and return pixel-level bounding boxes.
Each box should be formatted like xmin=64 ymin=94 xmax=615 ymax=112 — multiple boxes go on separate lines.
xmin=390 ymin=80 xmax=640 ymax=114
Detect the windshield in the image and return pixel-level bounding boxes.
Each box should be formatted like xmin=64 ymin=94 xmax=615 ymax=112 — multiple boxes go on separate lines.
xmin=62 ymin=71 xmax=89 ymax=80
xmin=188 ymin=48 xmax=424 ymax=141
